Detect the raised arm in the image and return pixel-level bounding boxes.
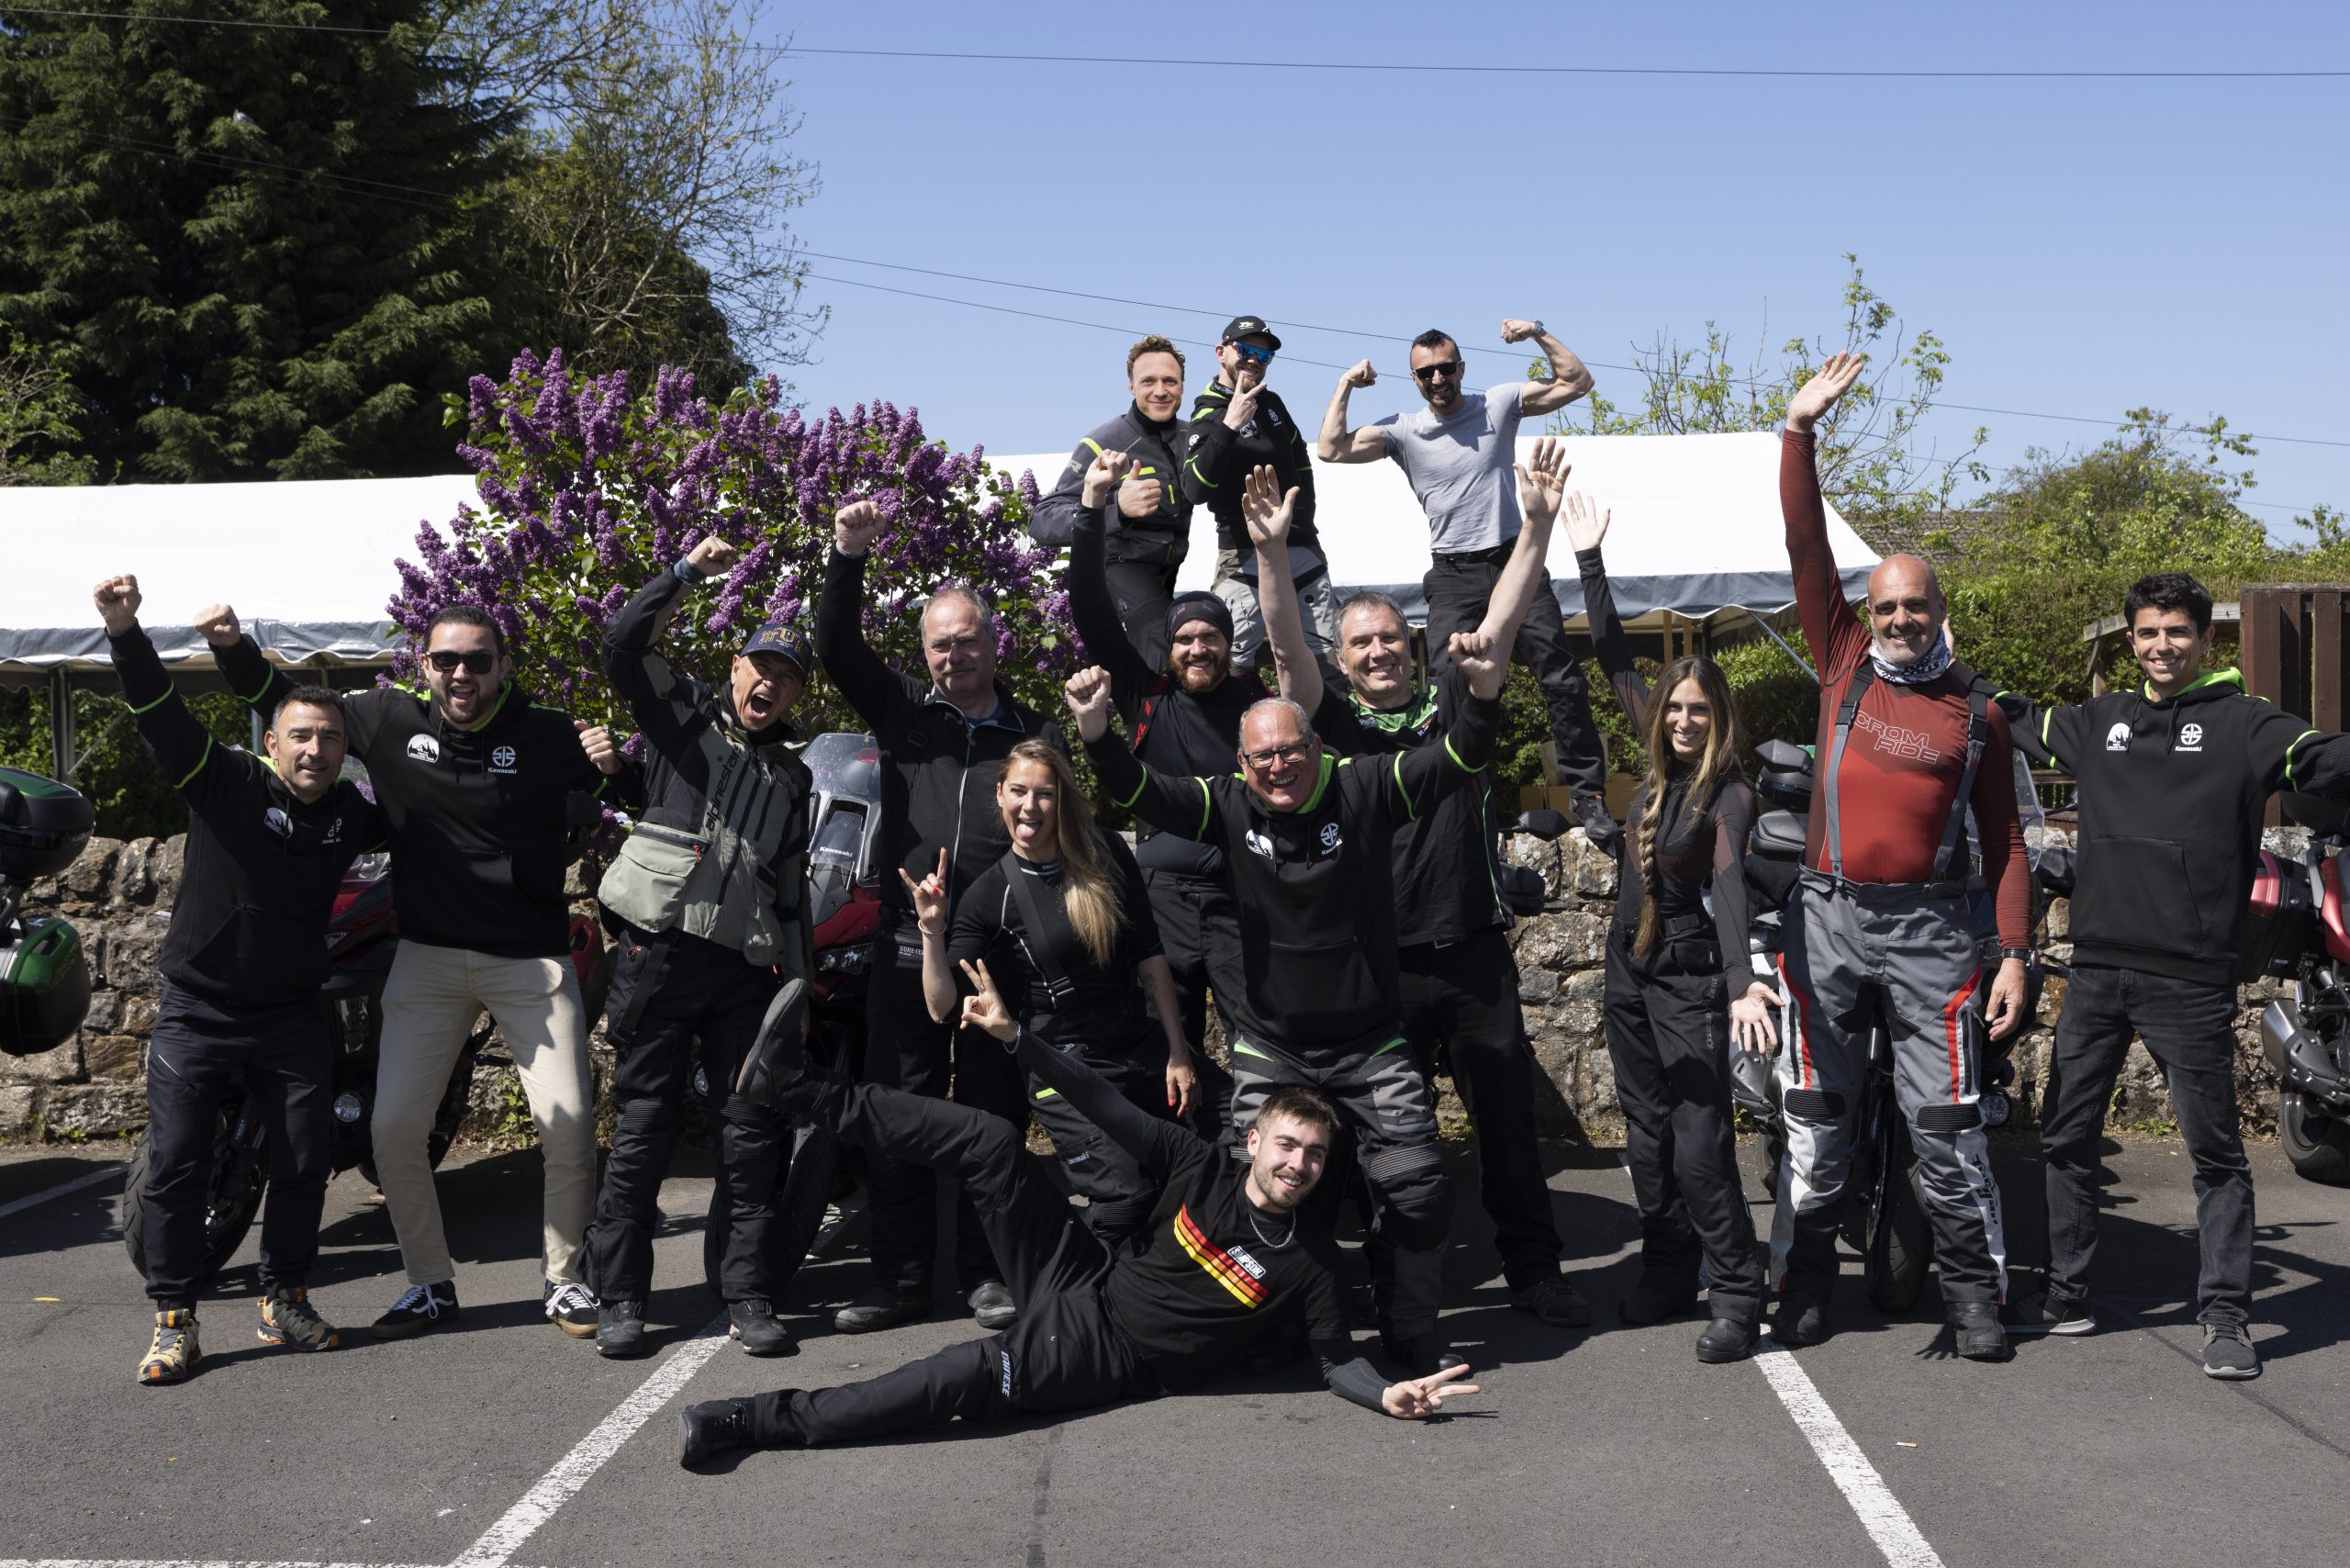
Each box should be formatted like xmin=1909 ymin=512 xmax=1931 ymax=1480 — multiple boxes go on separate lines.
xmin=905 ymin=849 xmax=958 ymax=1023
xmin=95 ymin=577 xmax=232 ymax=801
xmin=1476 ymin=437 xmax=1570 ymax=647
xmin=1317 ymin=359 xmax=1389 ymax=464
xmin=1066 ymin=450 xmax=1159 ymax=700
xmin=1503 ymin=319 xmax=1595 ymax=417
xmin=203 ymin=602 xmax=299 ymax=726
xmin=1384 ymin=638 xmax=1504 ymax=818
xmin=812 ymin=501 xmax=907 ymax=728
xmin=2250 ymin=705 xmax=2350 ymax=799
xmin=1566 ymin=492 xmax=1651 ymax=731
xmin=602 ymin=535 xmax=738 ymax=727
xmin=1065 ymin=666 xmax=1216 ymax=842
xmin=1243 ymin=464 xmax=1324 ymax=714
xmin=1781 ymin=353 xmax=1873 ymax=677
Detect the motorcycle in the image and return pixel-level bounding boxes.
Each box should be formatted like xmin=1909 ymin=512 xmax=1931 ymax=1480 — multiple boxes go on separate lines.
xmin=2250 ymin=792 xmax=2350 ymax=1184
xmin=119 ymin=798 xmax=613 ymax=1281
xmin=1735 ymin=738 xmax=2025 ymax=1314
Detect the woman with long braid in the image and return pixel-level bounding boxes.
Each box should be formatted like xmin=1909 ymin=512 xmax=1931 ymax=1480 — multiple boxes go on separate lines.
xmin=1571 ymin=493 xmax=1774 ymax=1364
xmin=909 ymin=739 xmax=1197 ymax=1250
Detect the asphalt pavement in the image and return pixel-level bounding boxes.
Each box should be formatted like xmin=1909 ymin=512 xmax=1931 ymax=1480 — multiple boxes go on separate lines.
xmin=3 ymin=1129 xmax=2346 ymax=1568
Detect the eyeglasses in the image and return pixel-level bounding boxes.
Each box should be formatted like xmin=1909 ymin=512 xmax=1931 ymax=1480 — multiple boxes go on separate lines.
xmin=425 ymin=650 xmax=497 ymax=675
xmin=1240 ymin=742 xmax=1312 ymax=769
xmin=1413 ymin=360 xmax=1462 ymax=384
xmin=1232 ymin=342 xmax=1275 ymax=366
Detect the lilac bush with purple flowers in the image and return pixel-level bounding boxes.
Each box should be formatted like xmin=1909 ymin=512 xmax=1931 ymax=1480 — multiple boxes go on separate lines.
xmin=389 ymin=350 xmax=1073 ymax=736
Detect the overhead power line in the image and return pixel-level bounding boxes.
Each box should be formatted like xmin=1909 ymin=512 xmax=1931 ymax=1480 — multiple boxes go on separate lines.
xmin=4 ymin=10 xmax=2344 ymax=80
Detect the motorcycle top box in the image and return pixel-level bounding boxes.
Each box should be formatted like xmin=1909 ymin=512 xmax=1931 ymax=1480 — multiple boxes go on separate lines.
xmin=0 ymin=766 xmax=95 ymax=881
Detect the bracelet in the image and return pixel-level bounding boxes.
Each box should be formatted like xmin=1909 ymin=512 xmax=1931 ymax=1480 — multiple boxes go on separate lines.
xmin=1999 ymin=947 xmax=2032 ymax=963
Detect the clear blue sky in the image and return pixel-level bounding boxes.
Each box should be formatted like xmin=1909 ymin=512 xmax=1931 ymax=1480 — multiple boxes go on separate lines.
xmin=755 ymin=1 xmax=2347 ymax=532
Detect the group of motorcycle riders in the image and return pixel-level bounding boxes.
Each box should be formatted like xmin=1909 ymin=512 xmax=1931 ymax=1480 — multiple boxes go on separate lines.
xmin=92 ymin=315 xmax=2350 ymax=1469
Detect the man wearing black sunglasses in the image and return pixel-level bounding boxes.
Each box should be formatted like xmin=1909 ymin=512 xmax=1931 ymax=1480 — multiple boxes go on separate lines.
xmin=1181 ymin=316 xmax=1336 ymax=670
xmin=211 ymin=600 xmax=632 ymax=1344
xmin=1318 ymin=319 xmax=1619 ymax=851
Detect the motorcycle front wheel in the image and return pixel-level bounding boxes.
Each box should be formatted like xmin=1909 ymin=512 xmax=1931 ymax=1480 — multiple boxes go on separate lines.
xmin=2280 ymin=1091 xmax=2350 ymax=1186
xmin=119 ymin=1092 xmax=270 ymax=1282
xmin=1863 ymin=1118 xmax=1933 ymax=1314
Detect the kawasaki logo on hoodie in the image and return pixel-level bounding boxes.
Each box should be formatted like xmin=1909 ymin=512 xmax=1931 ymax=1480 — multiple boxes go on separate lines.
xmin=2178 ymin=722 xmax=2204 ymax=753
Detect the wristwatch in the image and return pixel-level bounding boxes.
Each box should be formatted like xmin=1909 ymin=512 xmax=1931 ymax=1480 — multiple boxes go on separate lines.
xmin=1998 ymin=947 xmax=2032 ymax=963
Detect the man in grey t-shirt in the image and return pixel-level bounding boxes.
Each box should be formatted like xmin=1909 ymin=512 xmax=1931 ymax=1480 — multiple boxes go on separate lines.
xmin=1319 ymin=321 xmax=1617 ymax=847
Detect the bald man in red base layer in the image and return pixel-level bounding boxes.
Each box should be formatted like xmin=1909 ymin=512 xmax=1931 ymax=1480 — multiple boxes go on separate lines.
xmin=1766 ymin=353 xmax=2031 ymax=1364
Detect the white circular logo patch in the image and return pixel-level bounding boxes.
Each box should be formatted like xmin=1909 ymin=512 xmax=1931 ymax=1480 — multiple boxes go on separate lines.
xmin=493 ymin=745 xmax=518 ymax=769
xmin=2179 ymin=723 xmax=2203 ymax=749
xmin=1319 ymin=822 xmax=1341 ymax=850
xmin=407 ymin=734 xmax=441 ymax=763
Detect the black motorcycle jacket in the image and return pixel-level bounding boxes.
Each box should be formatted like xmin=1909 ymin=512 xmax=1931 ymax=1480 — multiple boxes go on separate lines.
xmin=598 ymin=560 xmax=814 ymax=979
xmin=218 ymin=634 xmax=627 ymax=959
xmin=812 ymin=545 xmax=1067 ymax=916
xmin=113 ymin=622 xmax=383 ymax=1003
xmin=1084 ymin=689 xmax=1500 ymax=1047
xmin=1031 ymin=401 xmax=1192 ymax=567
xmin=2003 ymin=667 xmax=2350 ymax=984
xmin=1181 ymin=380 xmax=1320 ymax=556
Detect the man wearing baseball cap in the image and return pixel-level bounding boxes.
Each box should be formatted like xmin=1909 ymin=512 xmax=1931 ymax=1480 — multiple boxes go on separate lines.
xmin=588 ymin=536 xmax=818 ymax=1359
xmin=1181 ymin=316 xmax=1337 ymax=669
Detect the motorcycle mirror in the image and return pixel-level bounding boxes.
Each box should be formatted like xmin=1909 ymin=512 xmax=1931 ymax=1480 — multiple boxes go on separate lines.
xmin=1512 ymin=809 xmax=1570 ymax=841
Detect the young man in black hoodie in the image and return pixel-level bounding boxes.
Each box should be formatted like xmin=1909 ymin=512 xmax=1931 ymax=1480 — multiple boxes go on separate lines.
xmin=211 ymin=602 xmax=629 ymax=1341
xmin=98 ymin=575 xmax=384 ymax=1383
xmin=1999 ymin=572 xmax=2350 ymax=1379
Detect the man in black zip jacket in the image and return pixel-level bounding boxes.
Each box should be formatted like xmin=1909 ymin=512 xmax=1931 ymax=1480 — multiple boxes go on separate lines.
xmin=1179 ymin=315 xmax=1337 ymax=667
xmin=587 ymin=534 xmax=816 ymax=1361
xmin=1065 ymin=627 xmax=1505 ymax=1372
xmin=678 ymin=969 xmax=1480 ymax=1465
xmin=209 ymin=600 xmax=629 ymax=1341
xmin=96 ymin=575 xmax=383 ymax=1383
xmin=1030 ymin=334 xmax=1195 ymax=669
xmin=1068 ymin=445 xmax=1264 ymax=1140
xmin=815 ymin=498 xmax=1068 ymax=1335
xmin=1998 ymin=572 xmax=2350 ymax=1380
xmin=1256 ymin=445 xmax=1594 ymax=1331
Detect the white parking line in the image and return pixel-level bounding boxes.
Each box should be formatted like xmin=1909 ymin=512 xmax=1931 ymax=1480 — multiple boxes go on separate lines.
xmin=0 ymin=1162 xmax=127 ymax=1222
xmin=0 ymin=1561 xmax=448 ymax=1567
xmin=1751 ymin=1340 xmax=1945 ymax=1568
xmin=445 ymin=1315 xmax=731 ymax=1568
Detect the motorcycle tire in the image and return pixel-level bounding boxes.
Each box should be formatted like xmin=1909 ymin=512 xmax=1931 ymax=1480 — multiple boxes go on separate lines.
xmin=704 ymin=1119 xmax=840 ymax=1307
xmin=1863 ymin=1122 xmax=1934 ymax=1315
xmin=355 ymin=1032 xmax=482 ymax=1191
xmin=2280 ymin=1091 xmax=2350 ymax=1187
xmin=119 ymin=1092 xmax=270 ymax=1282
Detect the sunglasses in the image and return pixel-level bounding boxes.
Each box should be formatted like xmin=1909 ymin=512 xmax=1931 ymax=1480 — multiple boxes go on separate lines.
xmin=1413 ymin=360 xmax=1463 ymax=384
xmin=425 ymin=649 xmax=497 ymax=675
xmin=1240 ymin=742 xmax=1312 ymax=769
xmin=1232 ymin=342 xmax=1275 ymax=366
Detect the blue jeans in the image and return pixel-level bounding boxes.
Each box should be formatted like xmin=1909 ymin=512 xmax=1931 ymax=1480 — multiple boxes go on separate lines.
xmin=2041 ymin=964 xmax=2252 ymax=1327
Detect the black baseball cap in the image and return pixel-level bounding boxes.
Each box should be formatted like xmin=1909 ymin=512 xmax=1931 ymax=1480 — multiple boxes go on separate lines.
xmin=1220 ymin=316 xmax=1282 ymax=352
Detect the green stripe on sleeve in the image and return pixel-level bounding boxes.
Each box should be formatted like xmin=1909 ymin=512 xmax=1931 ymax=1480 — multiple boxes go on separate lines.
xmin=1393 ymin=753 xmax=1416 ymax=819
xmin=2286 ymin=728 xmax=2321 ymax=791
xmin=1186 ymin=456 xmax=1218 ymax=488
xmin=174 ymin=735 xmax=213 ymax=789
xmin=127 ymin=688 xmax=171 ymax=715
xmin=1194 ymin=779 xmax=1212 ymax=838
xmin=1443 ymin=736 xmax=1485 ymax=772
xmin=239 ymin=670 xmax=274 ymax=705
xmin=1113 ymin=764 xmax=1150 ymax=811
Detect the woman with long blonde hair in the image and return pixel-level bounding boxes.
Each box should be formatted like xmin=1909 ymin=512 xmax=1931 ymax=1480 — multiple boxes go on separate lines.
xmin=1570 ymin=493 xmax=1775 ymax=1365
xmin=909 ymin=738 xmax=1196 ymax=1249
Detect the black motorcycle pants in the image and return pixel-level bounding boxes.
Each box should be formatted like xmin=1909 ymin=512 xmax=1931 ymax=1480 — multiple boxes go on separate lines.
xmin=747 ymin=1080 xmax=1153 ymax=1447
xmin=140 ymin=983 xmax=332 ymax=1310
xmin=588 ymin=925 xmax=788 ymax=1305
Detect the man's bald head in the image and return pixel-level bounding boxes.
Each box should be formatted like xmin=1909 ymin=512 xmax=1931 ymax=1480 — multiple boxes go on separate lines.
xmin=1863 ymin=553 xmax=1947 ymax=668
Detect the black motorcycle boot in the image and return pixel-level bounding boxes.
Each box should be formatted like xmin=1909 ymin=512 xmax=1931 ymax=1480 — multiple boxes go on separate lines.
xmin=1950 ymin=1300 xmax=2009 ymax=1361
xmin=733 ymin=979 xmax=811 ymax=1113
xmin=1771 ymin=1293 xmax=1831 ymax=1348
xmin=596 ymin=1299 xmax=649 ymax=1360
xmin=1695 ymin=1317 xmax=1758 ymax=1363
xmin=728 ymin=1297 xmax=798 ymax=1358
xmin=678 ymin=1397 xmax=756 ymax=1468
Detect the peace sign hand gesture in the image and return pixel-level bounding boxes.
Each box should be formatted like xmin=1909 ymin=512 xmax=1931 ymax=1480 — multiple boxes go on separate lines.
xmin=1382 ymin=1362 xmax=1483 ymax=1418
xmin=957 ymin=958 xmax=1019 ymax=1043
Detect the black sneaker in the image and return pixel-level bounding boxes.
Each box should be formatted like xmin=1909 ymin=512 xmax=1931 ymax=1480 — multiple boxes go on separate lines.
xmin=597 ymin=1299 xmax=649 ymax=1360
xmin=2201 ymin=1322 xmax=2260 ymax=1381
xmin=678 ymin=1397 xmax=755 ymax=1468
xmin=728 ymin=1297 xmax=798 ymax=1358
xmin=2007 ymin=1294 xmax=2096 ymax=1337
xmin=1573 ymin=795 xmax=1624 ymax=856
xmin=1617 ymin=1285 xmax=1698 ymax=1326
xmin=833 ymin=1289 xmax=933 ymax=1335
xmin=1950 ymin=1300 xmax=2009 ymax=1361
xmin=1382 ymin=1329 xmax=1468 ymax=1378
xmin=1695 ymin=1317 xmax=1757 ymax=1364
xmin=1510 ymin=1274 xmax=1594 ymax=1327
xmin=544 ymin=1280 xmax=599 ymax=1338
xmin=733 ymin=979 xmax=811 ymax=1112
xmin=968 ymin=1280 xmax=1018 ymax=1331
xmin=1770 ymin=1293 xmax=1830 ymax=1348
xmin=373 ymin=1281 xmax=459 ymax=1338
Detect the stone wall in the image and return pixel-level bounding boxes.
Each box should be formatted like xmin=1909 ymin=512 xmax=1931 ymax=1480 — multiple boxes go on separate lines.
xmin=1 ymin=828 xmax=2294 ymax=1146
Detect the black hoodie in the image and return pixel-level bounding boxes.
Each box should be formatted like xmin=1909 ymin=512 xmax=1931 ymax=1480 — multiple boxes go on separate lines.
xmin=2003 ymin=667 xmax=2350 ymax=984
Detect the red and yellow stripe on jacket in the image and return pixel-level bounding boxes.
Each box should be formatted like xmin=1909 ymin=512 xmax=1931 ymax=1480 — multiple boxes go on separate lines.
xmin=1173 ymin=1205 xmax=1268 ymax=1307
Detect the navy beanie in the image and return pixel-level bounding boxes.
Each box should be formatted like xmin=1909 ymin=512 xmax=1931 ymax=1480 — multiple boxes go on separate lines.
xmin=1168 ymin=591 xmax=1234 ymax=644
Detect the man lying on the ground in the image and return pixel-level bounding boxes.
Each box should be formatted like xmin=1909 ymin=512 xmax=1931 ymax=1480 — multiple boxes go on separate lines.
xmin=678 ymin=972 xmax=1482 ymax=1466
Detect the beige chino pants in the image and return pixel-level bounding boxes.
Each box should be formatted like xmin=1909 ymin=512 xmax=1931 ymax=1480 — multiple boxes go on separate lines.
xmin=372 ymin=942 xmax=597 ymax=1288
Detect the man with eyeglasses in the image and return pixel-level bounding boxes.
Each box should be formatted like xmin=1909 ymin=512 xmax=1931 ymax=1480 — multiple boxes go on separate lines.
xmin=1249 ymin=442 xmax=1595 ymax=1333
xmin=1180 ymin=315 xmax=1337 ymax=669
xmin=1032 ymin=334 xmax=1196 ymax=669
xmin=211 ymin=602 xmax=631 ymax=1342
xmin=1064 ymin=614 xmax=1507 ymax=1374
xmin=1318 ymin=320 xmax=1618 ymax=850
